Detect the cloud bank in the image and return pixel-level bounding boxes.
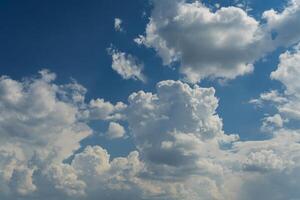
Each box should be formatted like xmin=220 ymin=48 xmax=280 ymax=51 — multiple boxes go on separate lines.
xmin=1 ymin=68 xmax=300 ymax=200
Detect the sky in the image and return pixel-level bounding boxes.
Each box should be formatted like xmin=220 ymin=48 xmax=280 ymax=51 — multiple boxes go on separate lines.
xmin=0 ymin=0 xmax=300 ymax=199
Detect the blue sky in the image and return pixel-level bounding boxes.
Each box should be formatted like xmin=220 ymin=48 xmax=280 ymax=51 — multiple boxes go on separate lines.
xmin=1 ymin=0 xmax=300 ymax=199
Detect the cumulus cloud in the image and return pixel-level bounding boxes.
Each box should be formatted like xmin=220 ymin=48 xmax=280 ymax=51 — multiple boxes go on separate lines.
xmin=1 ymin=70 xmax=300 ymax=200
xmin=126 ymin=80 xmax=237 ymax=170
xmin=230 ymin=129 xmax=300 ymax=200
xmin=108 ymin=47 xmax=146 ymax=82
xmin=263 ymin=0 xmax=300 ymax=47
xmin=136 ymin=0 xmax=300 ymax=83
xmin=136 ymin=0 xmax=267 ymax=82
xmin=0 ymin=70 xmax=92 ymax=199
xmin=42 ymin=163 xmax=86 ymax=197
xmin=106 ymin=122 xmax=126 ymax=139
xmin=86 ymin=98 xmax=126 ymax=121
xmin=249 ymin=90 xmax=288 ymax=107
xmin=271 ymin=43 xmax=300 ymax=96
xmin=252 ymin=43 xmax=300 ymax=126
xmin=0 ymin=70 xmax=92 ymax=162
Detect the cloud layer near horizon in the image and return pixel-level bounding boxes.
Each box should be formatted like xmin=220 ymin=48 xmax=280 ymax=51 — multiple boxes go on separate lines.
xmin=1 ymin=67 xmax=300 ymax=200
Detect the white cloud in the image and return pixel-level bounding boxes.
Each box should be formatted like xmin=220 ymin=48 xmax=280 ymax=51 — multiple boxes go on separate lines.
xmin=108 ymin=47 xmax=146 ymax=82
xmin=86 ymin=98 xmax=126 ymax=121
xmin=136 ymin=0 xmax=270 ymax=82
xmin=114 ymin=18 xmax=123 ymax=32
xmin=230 ymin=129 xmax=300 ymax=200
xmin=136 ymin=0 xmax=300 ymax=83
xmin=0 ymin=70 xmax=92 ymax=162
xmin=271 ymin=43 xmax=300 ymax=96
xmin=1 ymin=70 xmax=300 ymax=200
xmin=106 ymin=122 xmax=126 ymax=139
xmin=125 ymin=80 xmax=300 ymax=200
xmin=0 ymin=70 xmax=93 ymax=199
xmin=253 ymin=43 xmax=300 ymax=126
xmin=72 ymin=146 xmax=110 ymax=179
xmin=243 ymin=149 xmax=289 ymax=171
xmin=44 ymin=163 xmax=86 ymax=197
xmin=249 ymin=90 xmax=288 ymax=107
xmin=126 ymin=80 xmax=237 ymax=170
xmin=263 ymin=0 xmax=300 ymax=47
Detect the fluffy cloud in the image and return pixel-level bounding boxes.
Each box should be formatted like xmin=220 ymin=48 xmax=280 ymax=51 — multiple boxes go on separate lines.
xmin=136 ymin=0 xmax=267 ymax=82
xmin=271 ymin=43 xmax=300 ymax=96
xmin=1 ymin=70 xmax=300 ymax=200
xmin=252 ymin=43 xmax=300 ymax=126
xmin=125 ymin=80 xmax=300 ymax=200
xmin=42 ymin=163 xmax=86 ymax=197
xmin=137 ymin=0 xmax=300 ymax=83
xmin=106 ymin=122 xmax=126 ymax=139
xmin=0 ymin=70 xmax=92 ymax=162
xmin=86 ymin=98 xmax=126 ymax=121
xmin=0 ymin=71 xmax=92 ymax=199
xmin=263 ymin=0 xmax=300 ymax=47
xmin=126 ymin=80 xmax=237 ymax=170
xmin=108 ymin=47 xmax=146 ymax=82
xmin=231 ymin=129 xmax=300 ymax=200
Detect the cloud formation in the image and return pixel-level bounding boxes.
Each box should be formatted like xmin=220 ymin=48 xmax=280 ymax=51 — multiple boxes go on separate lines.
xmin=108 ymin=47 xmax=146 ymax=82
xmin=1 ymin=70 xmax=300 ymax=200
xmin=252 ymin=43 xmax=300 ymax=129
xmin=136 ymin=0 xmax=300 ymax=82
xmin=263 ymin=0 xmax=300 ymax=47
xmin=106 ymin=122 xmax=126 ymax=139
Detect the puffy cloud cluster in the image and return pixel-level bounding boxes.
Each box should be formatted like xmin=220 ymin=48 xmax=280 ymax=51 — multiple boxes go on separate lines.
xmin=0 ymin=70 xmax=91 ymax=162
xmin=230 ymin=129 xmax=300 ymax=200
xmin=126 ymin=80 xmax=237 ymax=169
xmin=252 ymin=43 xmax=300 ymax=130
xmin=108 ymin=47 xmax=146 ymax=82
xmin=0 ymin=71 xmax=146 ymax=200
xmin=243 ymin=43 xmax=300 ymax=200
xmin=1 ymin=70 xmax=300 ymax=199
xmin=0 ymin=70 xmax=91 ymax=199
xmin=136 ymin=0 xmax=300 ymax=82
